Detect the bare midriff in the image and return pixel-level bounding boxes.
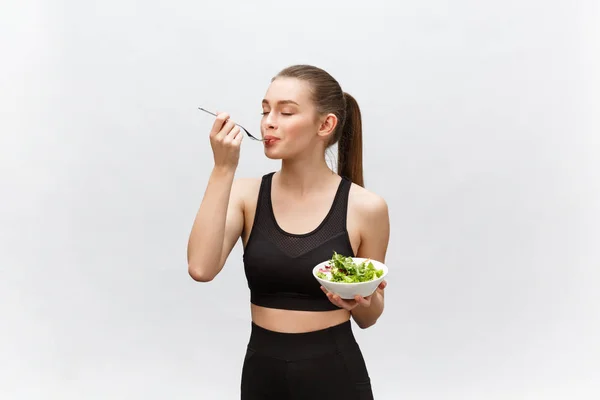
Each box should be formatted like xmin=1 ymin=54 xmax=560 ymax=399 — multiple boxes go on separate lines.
xmin=250 ymin=304 xmax=351 ymax=333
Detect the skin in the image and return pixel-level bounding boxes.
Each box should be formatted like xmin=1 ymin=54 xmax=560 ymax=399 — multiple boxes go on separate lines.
xmin=188 ymin=77 xmax=390 ymax=333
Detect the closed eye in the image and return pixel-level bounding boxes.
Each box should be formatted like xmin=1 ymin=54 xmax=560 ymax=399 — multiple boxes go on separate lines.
xmin=261 ymin=111 xmax=293 ymax=116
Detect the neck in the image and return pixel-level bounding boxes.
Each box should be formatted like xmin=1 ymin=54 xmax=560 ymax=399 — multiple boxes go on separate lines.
xmin=277 ymin=152 xmax=337 ymax=195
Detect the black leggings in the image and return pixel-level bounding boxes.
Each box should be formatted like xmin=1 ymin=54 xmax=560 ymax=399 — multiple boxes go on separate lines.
xmin=240 ymin=320 xmax=374 ymax=399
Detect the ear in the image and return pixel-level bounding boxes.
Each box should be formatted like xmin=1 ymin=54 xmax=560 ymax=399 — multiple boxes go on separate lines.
xmin=316 ymin=113 xmax=338 ymax=139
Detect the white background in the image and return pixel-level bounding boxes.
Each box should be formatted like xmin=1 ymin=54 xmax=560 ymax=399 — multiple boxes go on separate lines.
xmin=1 ymin=0 xmax=599 ymax=399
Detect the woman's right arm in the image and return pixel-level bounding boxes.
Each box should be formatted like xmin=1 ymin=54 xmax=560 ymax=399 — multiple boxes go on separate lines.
xmin=187 ymin=167 xmax=244 ymax=282
xmin=187 ymin=112 xmax=245 ymax=282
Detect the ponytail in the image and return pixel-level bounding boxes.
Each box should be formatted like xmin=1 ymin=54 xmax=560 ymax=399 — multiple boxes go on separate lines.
xmin=338 ymin=92 xmax=364 ymax=187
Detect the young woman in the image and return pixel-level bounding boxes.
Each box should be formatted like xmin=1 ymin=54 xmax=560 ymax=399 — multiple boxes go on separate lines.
xmin=187 ymin=64 xmax=390 ymax=399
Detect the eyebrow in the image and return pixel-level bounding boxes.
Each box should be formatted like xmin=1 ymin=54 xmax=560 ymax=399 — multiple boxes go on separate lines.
xmin=261 ymin=99 xmax=299 ymax=106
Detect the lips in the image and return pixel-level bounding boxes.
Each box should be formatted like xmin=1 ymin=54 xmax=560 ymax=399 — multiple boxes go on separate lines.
xmin=263 ymin=135 xmax=280 ymax=145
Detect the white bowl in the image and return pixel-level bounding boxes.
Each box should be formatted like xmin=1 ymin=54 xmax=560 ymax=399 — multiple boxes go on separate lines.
xmin=313 ymin=257 xmax=388 ymax=300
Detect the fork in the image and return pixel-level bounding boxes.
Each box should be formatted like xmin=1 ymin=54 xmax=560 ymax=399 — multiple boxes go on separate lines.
xmin=198 ymin=107 xmax=263 ymax=141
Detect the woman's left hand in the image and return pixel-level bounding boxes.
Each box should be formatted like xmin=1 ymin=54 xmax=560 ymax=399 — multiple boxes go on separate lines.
xmin=321 ymin=280 xmax=387 ymax=311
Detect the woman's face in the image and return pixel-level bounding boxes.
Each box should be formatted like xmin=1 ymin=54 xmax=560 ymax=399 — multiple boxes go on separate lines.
xmin=260 ymin=78 xmax=328 ymax=160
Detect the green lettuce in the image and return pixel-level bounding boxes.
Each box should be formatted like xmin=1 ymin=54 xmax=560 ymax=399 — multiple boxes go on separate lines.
xmin=316 ymin=252 xmax=384 ymax=283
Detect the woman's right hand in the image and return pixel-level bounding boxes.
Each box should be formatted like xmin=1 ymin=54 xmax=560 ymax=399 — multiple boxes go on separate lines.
xmin=209 ymin=112 xmax=244 ymax=170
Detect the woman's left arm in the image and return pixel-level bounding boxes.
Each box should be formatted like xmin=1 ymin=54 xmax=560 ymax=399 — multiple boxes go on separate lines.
xmin=320 ymin=195 xmax=390 ymax=329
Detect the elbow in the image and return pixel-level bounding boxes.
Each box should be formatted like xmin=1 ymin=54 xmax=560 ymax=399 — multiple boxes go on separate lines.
xmin=355 ymin=314 xmax=381 ymax=330
xmin=357 ymin=320 xmax=377 ymax=330
xmin=188 ymin=264 xmax=215 ymax=282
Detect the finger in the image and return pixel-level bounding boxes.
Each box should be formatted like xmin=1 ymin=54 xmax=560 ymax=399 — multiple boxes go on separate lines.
xmin=230 ymin=126 xmax=242 ymax=141
xmin=232 ymin=127 xmax=244 ymax=145
xmin=224 ymin=126 xmax=241 ymax=144
xmin=327 ymin=292 xmax=340 ymax=304
xmin=355 ymin=295 xmax=370 ymax=306
xmin=326 ymin=292 xmax=341 ymax=307
xmin=210 ymin=112 xmax=229 ymax=137
xmin=216 ymin=119 xmax=236 ymax=140
xmin=333 ymin=295 xmax=356 ymax=310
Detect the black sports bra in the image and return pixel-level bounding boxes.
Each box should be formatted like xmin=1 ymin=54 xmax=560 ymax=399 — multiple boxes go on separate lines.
xmin=243 ymin=172 xmax=355 ymax=311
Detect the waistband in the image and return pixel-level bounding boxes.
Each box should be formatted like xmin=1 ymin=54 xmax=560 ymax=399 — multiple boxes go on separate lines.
xmin=247 ymin=320 xmax=358 ymax=361
xmin=251 ymin=292 xmax=341 ymax=312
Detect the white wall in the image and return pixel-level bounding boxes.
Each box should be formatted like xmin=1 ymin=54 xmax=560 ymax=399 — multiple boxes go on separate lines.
xmin=1 ymin=0 xmax=599 ymax=399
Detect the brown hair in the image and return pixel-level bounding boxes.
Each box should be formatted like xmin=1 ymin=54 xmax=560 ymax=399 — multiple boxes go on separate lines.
xmin=273 ymin=65 xmax=364 ymax=187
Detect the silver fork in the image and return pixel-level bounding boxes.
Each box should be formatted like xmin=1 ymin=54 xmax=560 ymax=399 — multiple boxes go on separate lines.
xmin=198 ymin=107 xmax=263 ymax=141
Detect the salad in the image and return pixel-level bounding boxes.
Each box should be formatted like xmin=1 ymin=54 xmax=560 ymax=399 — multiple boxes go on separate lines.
xmin=316 ymin=252 xmax=384 ymax=283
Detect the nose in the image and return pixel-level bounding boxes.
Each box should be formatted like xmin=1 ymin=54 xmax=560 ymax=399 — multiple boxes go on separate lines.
xmin=263 ymin=112 xmax=277 ymax=131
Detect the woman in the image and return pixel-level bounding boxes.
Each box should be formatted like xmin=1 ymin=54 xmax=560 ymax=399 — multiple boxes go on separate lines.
xmin=187 ymin=64 xmax=390 ymax=399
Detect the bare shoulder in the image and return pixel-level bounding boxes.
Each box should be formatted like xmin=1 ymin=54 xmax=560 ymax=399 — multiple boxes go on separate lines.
xmin=348 ymin=182 xmax=389 ymax=220
xmin=232 ymin=176 xmax=261 ymax=191
xmin=347 ymin=182 xmax=390 ymax=260
xmin=231 ymin=176 xmax=262 ymax=204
